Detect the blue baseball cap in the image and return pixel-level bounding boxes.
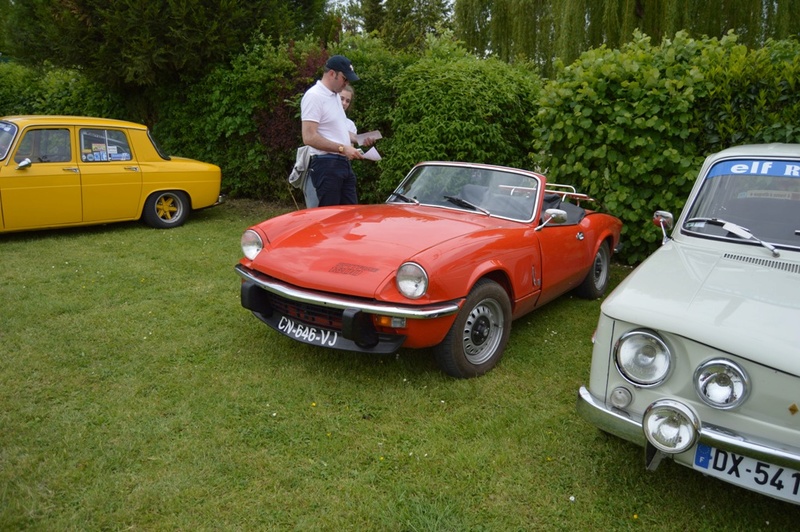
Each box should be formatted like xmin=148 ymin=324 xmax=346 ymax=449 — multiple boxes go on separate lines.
xmin=325 ymin=55 xmax=359 ymax=81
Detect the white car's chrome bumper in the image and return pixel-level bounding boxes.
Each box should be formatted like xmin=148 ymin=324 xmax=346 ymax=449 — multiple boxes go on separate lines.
xmin=577 ymin=386 xmax=800 ymax=471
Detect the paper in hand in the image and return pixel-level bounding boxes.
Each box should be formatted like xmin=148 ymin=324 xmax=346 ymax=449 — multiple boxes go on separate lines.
xmin=359 ymin=147 xmax=381 ymax=161
xmin=356 ymin=130 xmax=382 ymax=146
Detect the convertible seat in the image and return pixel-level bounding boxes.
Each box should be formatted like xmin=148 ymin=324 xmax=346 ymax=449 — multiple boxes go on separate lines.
xmin=541 ymin=193 xmax=585 ymax=224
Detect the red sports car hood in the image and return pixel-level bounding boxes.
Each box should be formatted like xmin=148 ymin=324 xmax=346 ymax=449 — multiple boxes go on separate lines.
xmin=248 ymin=204 xmax=511 ymax=298
xmin=602 ymin=240 xmax=800 ymax=375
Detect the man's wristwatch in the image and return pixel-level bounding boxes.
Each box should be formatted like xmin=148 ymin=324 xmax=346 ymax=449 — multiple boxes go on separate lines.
xmin=338 ymin=145 xmax=345 ymax=154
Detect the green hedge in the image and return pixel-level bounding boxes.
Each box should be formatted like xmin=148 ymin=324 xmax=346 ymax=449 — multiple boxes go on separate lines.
xmin=3 ymin=32 xmax=799 ymax=263
xmin=0 ymin=62 xmax=125 ymax=118
xmin=531 ymin=31 xmax=800 ymax=263
xmin=376 ymin=34 xmax=542 ymax=195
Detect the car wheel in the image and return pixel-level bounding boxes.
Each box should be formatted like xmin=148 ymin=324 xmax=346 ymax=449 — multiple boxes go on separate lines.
xmin=434 ymin=279 xmax=511 ymax=378
xmin=142 ymin=190 xmax=190 ymax=229
xmin=575 ymin=241 xmax=610 ymax=299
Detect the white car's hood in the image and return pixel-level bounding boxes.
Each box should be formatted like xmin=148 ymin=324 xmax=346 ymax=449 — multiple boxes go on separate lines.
xmin=603 ymin=241 xmax=800 ymax=375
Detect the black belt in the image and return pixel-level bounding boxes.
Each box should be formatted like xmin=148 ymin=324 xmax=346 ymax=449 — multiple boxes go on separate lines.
xmin=311 ymin=154 xmax=347 ymax=160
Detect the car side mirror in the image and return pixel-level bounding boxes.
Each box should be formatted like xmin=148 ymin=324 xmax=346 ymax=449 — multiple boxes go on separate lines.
xmin=653 ymin=210 xmax=674 ymax=244
xmin=535 ymin=208 xmax=568 ymax=231
xmin=16 ymin=157 xmax=31 ymax=170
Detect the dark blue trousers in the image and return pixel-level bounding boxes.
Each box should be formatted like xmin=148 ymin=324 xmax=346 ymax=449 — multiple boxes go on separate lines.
xmin=309 ymin=155 xmax=357 ymax=206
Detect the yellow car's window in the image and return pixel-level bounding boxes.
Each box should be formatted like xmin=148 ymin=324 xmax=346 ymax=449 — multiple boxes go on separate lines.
xmin=14 ymin=128 xmax=71 ymax=163
xmin=79 ymin=128 xmax=132 ymax=162
xmin=0 ymin=122 xmax=16 ymax=160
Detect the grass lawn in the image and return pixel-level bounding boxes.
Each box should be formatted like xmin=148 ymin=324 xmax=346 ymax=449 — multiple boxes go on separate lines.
xmin=2 ymin=199 xmax=798 ymax=530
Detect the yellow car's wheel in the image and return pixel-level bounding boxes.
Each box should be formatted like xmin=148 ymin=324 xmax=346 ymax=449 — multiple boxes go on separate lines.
xmin=143 ymin=190 xmax=190 ymax=228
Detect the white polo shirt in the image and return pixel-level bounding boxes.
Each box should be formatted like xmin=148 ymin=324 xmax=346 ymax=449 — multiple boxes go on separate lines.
xmin=301 ymin=80 xmax=351 ymax=156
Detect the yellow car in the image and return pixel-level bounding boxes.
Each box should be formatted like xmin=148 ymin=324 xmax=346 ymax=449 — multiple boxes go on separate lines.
xmin=0 ymin=115 xmax=222 ymax=233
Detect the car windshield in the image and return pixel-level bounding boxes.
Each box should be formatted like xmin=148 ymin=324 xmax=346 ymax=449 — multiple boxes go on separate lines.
xmin=682 ymin=158 xmax=800 ymax=250
xmin=388 ymin=163 xmax=540 ymax=222
xmin=0 ymin=121 xmax=18 ymax=161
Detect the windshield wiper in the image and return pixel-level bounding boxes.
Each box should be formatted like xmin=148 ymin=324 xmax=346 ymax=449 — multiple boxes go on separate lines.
xmin=388 ymin=191 xmax=419 ymax=204
xmin=686 ymin=217 xmax=780 ymax=257
xmin=443 ymin=195 xmax=489 ymax=215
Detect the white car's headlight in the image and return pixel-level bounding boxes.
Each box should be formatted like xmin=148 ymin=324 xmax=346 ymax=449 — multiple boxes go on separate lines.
xmin=241 ymin=229 xmax=264 ymax=260
xmin=396 ymin=262 xmax=428 ymax=299
xmin=694 ymin=358 xmax=749 ymax=409
xmin=643 ymin=399 xmax=700 ymax=454
xmin=614 ymin=330 xmax=672 ymax=386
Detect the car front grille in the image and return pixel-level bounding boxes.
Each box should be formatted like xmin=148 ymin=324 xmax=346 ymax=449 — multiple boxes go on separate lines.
xmin=266 ymin=292 xmax=344 ymax=330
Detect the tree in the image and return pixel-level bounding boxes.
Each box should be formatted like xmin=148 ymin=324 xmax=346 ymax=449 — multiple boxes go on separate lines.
xmin=338 ymin=0 xmax=452 ymax=49
xmin=453 ymin=0 xmax=800 ymax=75
xmin=3 ymin=0 xmax=328 ymax=118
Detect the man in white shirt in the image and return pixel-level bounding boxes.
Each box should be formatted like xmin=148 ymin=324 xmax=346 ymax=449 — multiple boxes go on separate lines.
xmin=301 ymin=55 xmax=364 ymax=207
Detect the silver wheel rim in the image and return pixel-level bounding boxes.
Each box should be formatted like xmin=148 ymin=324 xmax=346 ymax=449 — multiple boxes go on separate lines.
xmin=461 ymin=297 xmax=504 ymax=365
xmin=592 ymin=246 xmax=609 ymax=289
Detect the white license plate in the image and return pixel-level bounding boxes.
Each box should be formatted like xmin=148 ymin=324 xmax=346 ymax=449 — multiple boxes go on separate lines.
xmin=693 ymin=443 xmax=800 ymax=504
xmin=277 ymin=315 xmax=339 ymax=347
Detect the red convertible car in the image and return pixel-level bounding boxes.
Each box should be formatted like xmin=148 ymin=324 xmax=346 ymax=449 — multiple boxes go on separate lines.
xmin=236 ymin=161 xmax=622 ymax=378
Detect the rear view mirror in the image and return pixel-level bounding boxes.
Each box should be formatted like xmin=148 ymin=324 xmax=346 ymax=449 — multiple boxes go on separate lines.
xmin=653 ymin=210 xmax=674 ymax=244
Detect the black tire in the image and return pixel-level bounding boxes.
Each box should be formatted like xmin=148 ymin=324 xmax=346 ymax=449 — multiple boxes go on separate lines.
xmin=434 ymin=279 xmax=512 ymax=378
xmin=575 ymin=241 xmax=610 ymax=299
xmin=142 ymin=190 xmax=190 ymax=229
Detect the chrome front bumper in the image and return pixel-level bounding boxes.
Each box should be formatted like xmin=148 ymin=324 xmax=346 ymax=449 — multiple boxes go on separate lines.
xmin=577 ymin=386 xmax=800 ymax=471
xmin=235 ymin=264 xmax=461 ymax=320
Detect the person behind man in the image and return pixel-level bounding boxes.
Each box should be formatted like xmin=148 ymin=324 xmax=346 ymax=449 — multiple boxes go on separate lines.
xmin=301 ymin=55 xmax=364 ymax=207
xmin=340 ymin=84 xmax=357 ymax=139
xmin=340 ymin=84 xmax=376 ymax=148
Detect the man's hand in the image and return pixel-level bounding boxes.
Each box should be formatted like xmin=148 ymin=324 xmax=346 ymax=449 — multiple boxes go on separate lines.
xmin=344 ymin=145 xmax=363 ymax=160
xmin=303 ymin=120 xmax=363 ymax=160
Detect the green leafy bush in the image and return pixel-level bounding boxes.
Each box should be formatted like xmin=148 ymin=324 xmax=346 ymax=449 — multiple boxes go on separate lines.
xmin=531 ymin=31 xmax=800 ymax=263
xmin=5 ymin=31 xmax=800 ymax=265
xmin=0 ymin=63 xmax=124 ymax=118
xmin=379 ymin=34 xmax=542 ymax=195
xmin=151 ymin=36 xmax=326 ymax=201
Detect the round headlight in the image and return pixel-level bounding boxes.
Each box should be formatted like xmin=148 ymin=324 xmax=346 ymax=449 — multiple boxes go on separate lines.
xmin=396 ymin=262 xmax=428 ymax=299
xmin=241 ymin=229 xmax=263 ymax=260
xmin=694 ymin=358 xmax=749 ymax=409
xmin=643 ymin=399 xmax=700 ymax=454
xmin=615 ymin=330 xmax=672 ymax=386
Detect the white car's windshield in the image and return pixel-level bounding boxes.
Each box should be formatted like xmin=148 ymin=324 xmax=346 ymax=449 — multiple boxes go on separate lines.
xmin=683 ymin=158 xmax=800 ymax=250
xmin=389 ymin=163 xmax=541 ymax=222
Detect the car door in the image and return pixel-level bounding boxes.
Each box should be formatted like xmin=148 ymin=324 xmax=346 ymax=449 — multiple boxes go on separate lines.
xmin=535 ymin=218 xmax=592 ymax=306
xmin=77 ymin=127 xmax=142 ymax=222
xmin=0 ymin=126 xmax=82 ymax=230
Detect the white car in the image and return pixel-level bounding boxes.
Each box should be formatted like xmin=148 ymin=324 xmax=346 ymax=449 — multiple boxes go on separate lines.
xmin=578 ymin=144 xmax=800 ymax=505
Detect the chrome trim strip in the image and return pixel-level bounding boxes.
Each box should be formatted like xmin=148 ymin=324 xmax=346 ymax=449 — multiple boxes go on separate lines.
xmin=235 ymin=264 xmax=461 ymax=320
xmin=577 ymin=386 xmax=800 ymax=470
xmin=700 ymin=422 xmax=800 ymax=470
